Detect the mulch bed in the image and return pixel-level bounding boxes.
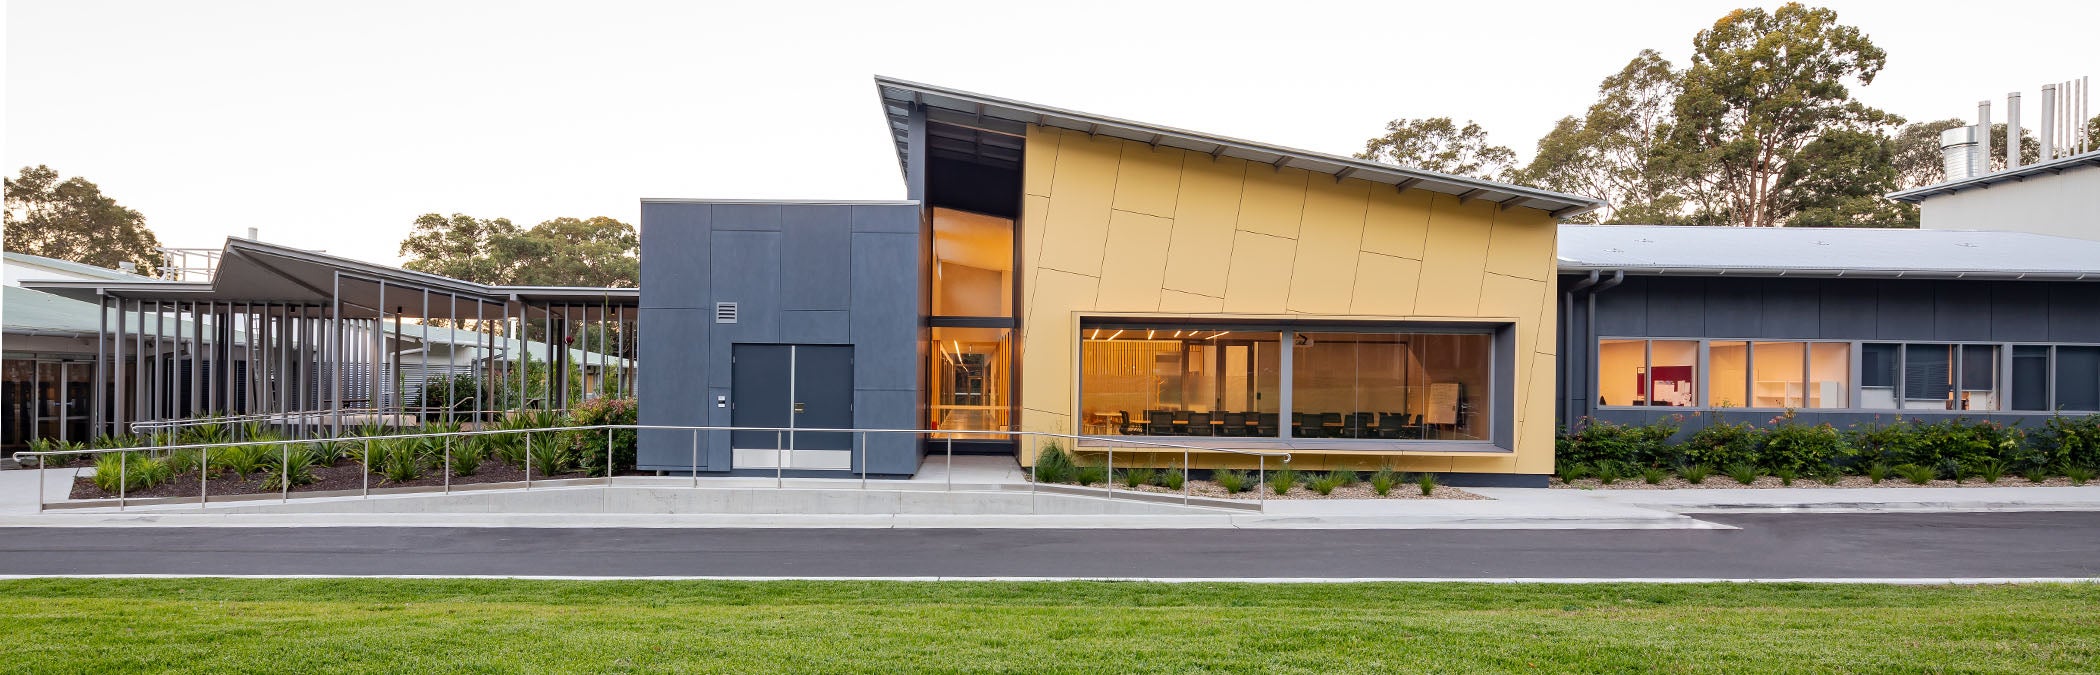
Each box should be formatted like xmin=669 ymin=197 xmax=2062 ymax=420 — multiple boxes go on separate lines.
xmin=66 ymin=459 xmax=606 ymax=501
xmin=1036 ymin=478 xmax=1485 ymax=500
xmin=1552 ymin=475 xmax=2088 ymax=490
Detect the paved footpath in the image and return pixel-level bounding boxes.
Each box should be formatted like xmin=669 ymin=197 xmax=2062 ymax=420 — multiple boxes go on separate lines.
xmin=4 ymin=512 xmax=2098 ymax=580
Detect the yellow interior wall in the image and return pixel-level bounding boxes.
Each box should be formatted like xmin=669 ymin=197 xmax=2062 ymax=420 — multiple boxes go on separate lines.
xmin=1018 ymin=126 xmax=1562 ymax=475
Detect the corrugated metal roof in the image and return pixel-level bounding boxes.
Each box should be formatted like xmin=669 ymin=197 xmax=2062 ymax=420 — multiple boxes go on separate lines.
xmin=1887 ymin=148 xmax=2100 ymax=203
xmin=874 ymin=76 xmax=1605 ymax=218
xmin=4 ymin=251 xmax=159 ymax=282
xmin=1557 ymin=225 xmax=2100 ymax=280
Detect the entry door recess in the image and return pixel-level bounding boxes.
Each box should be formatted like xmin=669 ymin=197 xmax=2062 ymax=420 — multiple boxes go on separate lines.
xmin=730 ymin=344 xmax=853 ymax=468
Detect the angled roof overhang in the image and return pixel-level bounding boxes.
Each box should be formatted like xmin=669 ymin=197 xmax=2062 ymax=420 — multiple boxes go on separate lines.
xmin=1556 ymin=224 xmax=2100 ymax=281
xmin=1887 ymin=149 xmax=2100 ymax=203
xmin=875 ymin=76 xmax=1605 ymax=218
xmin=20 ymin=238 xmax=638 ymax=319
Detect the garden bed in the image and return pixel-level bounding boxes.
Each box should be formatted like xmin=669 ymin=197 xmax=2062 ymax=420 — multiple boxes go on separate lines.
xmin=65 ymin=458 xmax=604 ymax=501
xmin=1108 ymin=479 xmax=1486 ymax=500
xmin=1554 ymin=475 xmax=2089 ymax=490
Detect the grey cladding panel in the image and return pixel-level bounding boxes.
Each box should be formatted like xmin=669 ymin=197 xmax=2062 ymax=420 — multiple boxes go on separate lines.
xmin=781 ymin=205 xmax=853 ymax=311
xmin=1592 ymin=278 xmax=1646 ymax=336
xmin=713 ymin=203 xmax=783 ymax=231
xmin=850 ymin=231 xmax=923 ymax=390
xmin=780 ymin=310 xmax=849 ymax=343
xmin=1644 ymin=277 xmax=1705 ymax=337
xmin=637 ymin=307 xmax=712 ymax=469
xmin=854 ymin=388 xmax=922 ymax=474
xmin=1933 ymin=281 xmax=1993 ymax=341
xmin=1702 ymin=278 xmax=1761 ymax=338
xmin=2049 ymin=284 xmax=2100 ymax=342
xmin=1875 ymin=283 xmax=1935 ymax=339
xmin=1757 ymin=278 xmax=1819 ymax=338
xmin=1818 ymin=281 xmax=1877 ymax=339
xmin=1990 ymin=281 xmax=2050 ymax=341
xmin=639 ymin=202 xmax=711 ymax=310
xmin=709 ymin=230 xmax=783 ymax=388
xmin=851 ymin=203 xmax=922 ymax=233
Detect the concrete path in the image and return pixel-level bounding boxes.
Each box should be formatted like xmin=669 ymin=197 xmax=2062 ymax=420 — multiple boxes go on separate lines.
xmin=3 ymin=512 xmax=2097 ymax=580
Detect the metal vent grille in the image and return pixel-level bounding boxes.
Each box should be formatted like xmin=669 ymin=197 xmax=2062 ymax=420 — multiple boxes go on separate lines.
xmin=715 ymin=302 xmax=738 ymax=324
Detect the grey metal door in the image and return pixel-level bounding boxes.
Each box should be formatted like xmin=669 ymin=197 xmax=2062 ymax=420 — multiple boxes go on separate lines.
xmin=729 ymin=344 xmax=853 ymax=452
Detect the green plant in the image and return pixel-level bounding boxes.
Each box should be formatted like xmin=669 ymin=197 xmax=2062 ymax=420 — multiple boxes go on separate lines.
xmin=1369 ymin=465 xmax=1399 ymax=496
xmin=1773 ymin=467 xmax=1797 ymax=486
xmin=446 ymin=434 xmax=490 ymax=477
xmin=1558 ymin=463 xmax=1592 ymax=482
xmin=209 ymin=443 xmax=272 ymax=477
xmin=1814 ymin=468 xmax=1843 ymax=486
xmin=1308 ymin=470 xmax=1354 ymax=496
xmin=2035 ymin=415 xmax=2100 ymax=473
xmin=165 ymin=448 xmax=203 ymax=475
xmin=1416 ymin=472 xmax=1438 ymax=496
xmin=1558 ymin=418 xmax=1681 ymax=468
xmin=1120 ymin=467 xmax=1157 ymax=488
xmin=1975 ymin=459 xmax=2007 ymax=483
xmin=262 ymin=445 xmax=323 ymax=488
xmin=1593 ymin=461 xmax=1625 ymax=485
xmin=1268 ymin=467 xmax=1299 ymax=495
xmin=1212 ymin=469 xmax=1251 ymax=494
xmin=374 ymin=436 xmax=426 ymax=484
xmin=93 ymin=452 xmax=170 ymax=493
xmin=181 ymin=418 xmax=231 ymax=445
xmin=570 ymin=397 xmax=639 ymax=477
xmin=1725 ymin=463 xmax=1759 ymax=485
xmin=1033 ymin=443 xmax=1075 ymax=484
xmin=1331 ymin=469 xmax=1359 ymax=488
xmin=1865 ymin=462 xmax=1892 ymax=484
xmin=1159 ymin=465 xmax=1185 ymax=490
xmin=1678 ymin=464 xmax=1712 ymax=484
xmin=2066 ymin=465 xmax=2096 ymax=486
xmin=1760 ymin=412 xmax=1850 ymax=474
xmin=1895 ymin=463 xmax=1937 ymax=485
xmin=1940 ymin=459 xmax=1967 ymax=484
xmin=530 ymin=436 xmax=576 ymax=477
xmin=1641 ymin=467 xmax=1668 ymax=485
xmin=1072 ymin=458 xmax=1107 ymax=487
xmin=1683 ymin=416 xmax=1763 ymax=469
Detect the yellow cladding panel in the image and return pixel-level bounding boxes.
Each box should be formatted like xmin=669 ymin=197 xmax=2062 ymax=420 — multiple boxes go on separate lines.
xmin=1221 ymin=231 xmax=1296 ymax=313
xmin=1095 ymin=210 xmax=1174 ymax=311
xmin=1450 ymin=453 xmax=1519 ymax=474
xmin=1021 ymin=194 xmax=1049 ymax=276
xmin=1359 ymin=187 xmax=1433 ymax=260
xmin=1479 ymin=272 xmax=1547 ymax=361
xmin=1349 ymin=252 xmax=1421 ymax=316
xmin=1484 ymin=206 xmax=1557 ymax=282
xmin=1413 ymin=194 xmax=1494 ymax=315
xmin=1514 ymin=351 xmax=1558 ymax=474
xmin=1158 ymin=289 xmax=1225 ymax=313
xmin=1161 ymin=155 xmax=1248 ymax=298
xmin=1112 ymin=144 xmax=1185 ymax=219
xmin=1534 ymin=277 xmax=1559 ymax=355
xmin=1234 ymin=166 xmax=1310 ymax=239
xmin=1020 ymin=268 xmax=1099 ymax=415
xmin=1023 ymin=126 xmax=1061 ymax=198
xmin=1037 ymin=130 xmax=1122 ymax=277
xmin=1285 ymin=179 xmax=1370 ymax=315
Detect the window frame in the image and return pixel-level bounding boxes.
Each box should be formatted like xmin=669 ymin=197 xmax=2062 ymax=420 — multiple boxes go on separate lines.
xmin=1591 ymin=337 xmax=2100 ymax=414
xmin=1076 ymin=319 xmax=1510 ymax=450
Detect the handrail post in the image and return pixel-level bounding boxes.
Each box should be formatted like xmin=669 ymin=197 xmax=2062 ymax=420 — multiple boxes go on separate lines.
xmin=776 ymin=430 xmax=783 ymax=489
xmin=525 ymin=431 xmax=533 ymax=490
xmin=37 ymin=455 xmax=47 ymax=513
xmin=362 ymin=438 xmax=369 ymax=498
xmin=858 ymin=432 xmax=867 ymax=490
xmin=1184 ymin=449 xmax=1190 ymax=505
xmin=1028 ymin=433 xmax=1036 ymax=496
xmin=199 ymin=446 xmax=208 ymax=508
xmin=280 ymin=444 xmax=289 ymax=502
xmin=1106 ymin=444 xmax=1114 ymax=499
xmin=605 ymin=426 xmax=614 ymax=487
xmin=444 ymin=435 xmax=452 ymax=495
xmin=118 ymin=451 xmax=126 ymax=511
xmin=1258 ymin=456 xmax=1265 ymax=509
xmin=691 ymin=430 xmax=699 ymax=488
xmin=945 ymin=436 xmax=953 ymax=493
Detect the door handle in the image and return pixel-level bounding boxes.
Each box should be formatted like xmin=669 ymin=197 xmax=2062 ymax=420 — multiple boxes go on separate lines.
xmin=793 ymin=402 xmax=806 ymax=413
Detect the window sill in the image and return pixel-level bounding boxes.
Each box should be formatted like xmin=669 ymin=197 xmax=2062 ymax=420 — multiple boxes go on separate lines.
xmin=1075 ymin=436 xmax=1507 ymax=454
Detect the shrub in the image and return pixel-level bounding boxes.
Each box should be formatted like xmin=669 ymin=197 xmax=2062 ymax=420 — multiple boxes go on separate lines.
xmin=1159 ymin=466 xmax=1185 ymax=490
xmin=1072 ymin=458 xmax=1107 ymax=487
xmin=2066 ymin=465 xmax=2096 ymax=485
xmin=1557 ymin=463 xmax=1592 ymax=482
xmin=570 ymin=397 xmax=639 ymax=477
xmin=1683 ymin=418 xmax=1762 ymax=470
xmin=1593 ymin=462 xmax=1626 ymax=485
xmin=1815 ymin=468 xmax=1842 ymax=485
xmin=1865 ymin=462 xmax=1892 ymax=483
xmin=1416 ymin=472 xmax=1438 ymax=496
xmin=1678 ymin=464 xmax=1711 ymax=484
xmin=1893 ymin=418 xmax=2025 ymax=472
xmin=1369 ymin=466 xmax=1399 ymax=496
xmin=1641 ymin=467 xmax=1668 ymax=485
xmin=1975 ymin=459 xmax=2007 ymax=483
xmin=1760 ymin=412 xmax=1849 ymax=474
xmin=165 ymin=449 xmax=203 ymax=476
xmin=1845 ymin=418 xmax=1916 ymax=469
xmin=530 ymin=437 xmax=576 ymax=477
xmin=1119 ymin=467 xmax=1156 ymax=488
xmin=1725 ymin=463 xmax=1759 ymax=485
xmin=262 ymin=445 xmax=323 ymax=488
xmin=374 ymin=437 xmax=426 ymax=484
xmin=1213 ymin=469 xmax=1251 ymax=494
xmin=1033 ymin=443 xmax=1075 ymax=484
xmin=1558 ymin=418 xmax=1680 ymax=468
xmin=1773 ymin=467 xmax=1797 ymax=486
xmin=93 ymin=452 xmax=170 ymax=493
xmin=1307 ymin=472 xmax=1343 ymax=496
xmin=181 ymin=419 xmax=231 ymax=446
xmin=1268 ymin=467 xmax=1299 ymax=495
xmin=2035 ymin=414 xmax=2100 ymax=471
xmin=210 ymin=443 xmax=273 ymax=477
xmin=1895 ymin=463 xmax=1937 ymax=485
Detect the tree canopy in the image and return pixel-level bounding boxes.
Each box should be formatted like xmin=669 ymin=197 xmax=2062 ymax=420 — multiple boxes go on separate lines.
xmin=3 ymin=165 xmax=163 ymax=273
xmin=1355 ymin=117 xmax=1517 ymax=180
xmin=399 ymin=213 xmax=638 ymax=287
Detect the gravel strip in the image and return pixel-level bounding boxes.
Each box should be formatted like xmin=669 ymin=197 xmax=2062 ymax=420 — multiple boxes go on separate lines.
xmin=1551 ymin=475 xmax=2087 ymax=490
xmin=1037 ymin=479 xmax=1485 ymax=500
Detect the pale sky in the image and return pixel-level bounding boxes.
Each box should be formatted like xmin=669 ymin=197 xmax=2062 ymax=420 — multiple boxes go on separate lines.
xmin=6 ymin=0 xmax=2097 ymax=265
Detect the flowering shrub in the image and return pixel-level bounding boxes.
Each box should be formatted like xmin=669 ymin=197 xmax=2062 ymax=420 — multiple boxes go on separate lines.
xmin=1560 ymin=412 xmax=2100 ymax=479
xmin=1758 ymin=412 xmax=1849 ymax=474
xmin=1557 ymin=417 xmax=1681 ymax=468
xmin=570 ymin=397 xmax=638 ymax=476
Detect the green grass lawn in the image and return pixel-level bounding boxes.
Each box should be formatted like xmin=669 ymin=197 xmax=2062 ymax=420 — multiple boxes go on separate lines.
xmin=3 ymin=579 xmax=2096 ymax=673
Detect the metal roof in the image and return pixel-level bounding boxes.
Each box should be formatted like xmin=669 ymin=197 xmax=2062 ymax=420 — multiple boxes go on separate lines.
xmin=1887 ymin=148 xmax=2100 ymax=203
xmin=1557 ymin=225 xmax=2100 ymax=280
xmin=3 ymin=251 xmax=160 ymax=282
xmin=873 ymin=76 xmax=1606 ymax=218
xmin=20 ymin=237 xmax=637 ymax=317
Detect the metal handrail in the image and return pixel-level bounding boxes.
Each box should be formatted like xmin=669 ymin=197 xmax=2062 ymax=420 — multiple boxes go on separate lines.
xmin=125 ymin=405 xmax=562 ymax=433
xmin=13 ymin=424 xmax=1293 ymax=513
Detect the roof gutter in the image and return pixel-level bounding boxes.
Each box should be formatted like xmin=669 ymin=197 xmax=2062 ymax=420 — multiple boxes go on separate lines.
xmin=1578 ymin=271 xmax=1624 ymax=428
xmin=1560 ymin=271 xmax=1601 ymax=425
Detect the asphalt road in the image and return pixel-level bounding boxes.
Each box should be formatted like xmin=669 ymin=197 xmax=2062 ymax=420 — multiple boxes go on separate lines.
xmin=3 ymin=512 xmax=2098 ymax=579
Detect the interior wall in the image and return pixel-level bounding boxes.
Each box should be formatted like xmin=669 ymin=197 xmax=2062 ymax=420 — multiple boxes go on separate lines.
xmin=1016 ymin=126 xmax=1562 ymax=475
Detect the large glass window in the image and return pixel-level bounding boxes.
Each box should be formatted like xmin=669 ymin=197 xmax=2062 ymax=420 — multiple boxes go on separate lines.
xmin=1960 ymin=344 xmax=1999 ymax=411
xmin=1708 ymin=341 xmax=1748 ymax=408
xmin=2012 ymin=346 xmax=2050 ymax=411
xmin=1808 ymin=343 xmax=1851 ymax=409
xmin=930 ymin=208 xmax=1013 ymax=318
xmin=1078 ymin=324 xmax=1495 ymax=441
xmin=2060 ymin=346 xmax=2100 ymax=412
xmin=1080 ymin=328 xmax=1282 ymax=437
xmin=1751 ymin=342 xmax=1805 ymax=409
xmin=928 ymin=327 xmax=1011 ymax=437
xmin=1861 ymin=343 xmax=1899 ymax=408
xmin=1596 ymin=339 xmax=1696 ymax=407
xmin=1902 ymin=344 xmax=1954 ymax=410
